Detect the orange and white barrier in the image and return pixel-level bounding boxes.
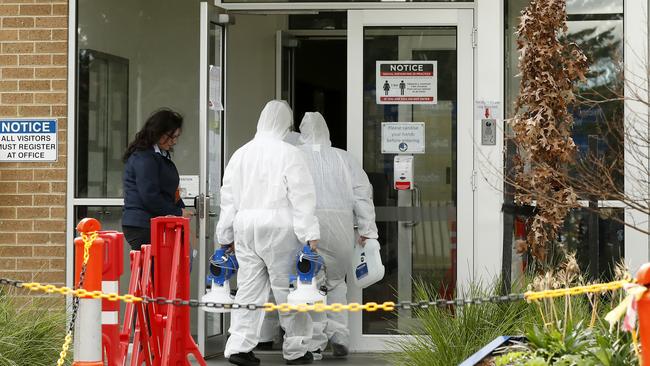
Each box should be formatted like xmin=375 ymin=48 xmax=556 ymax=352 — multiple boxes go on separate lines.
xmin=100 ymin=230 xmax=123 ymax=366
xmin=73 ymin=219 xmax=104 ymax=366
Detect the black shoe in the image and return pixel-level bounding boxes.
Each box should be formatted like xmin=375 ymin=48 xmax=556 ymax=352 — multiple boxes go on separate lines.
xmin=255 ymin=341 xmax=274 ymax=351
xmin=286 ymin=351 xmax=314 ymax=365
xmin=229 ymin=351 xmax=260 ymax=366
xmin=331 ymin=343 xmax=348 ymax=358
xmin=312 ymin=349 xmax=322 ymax=361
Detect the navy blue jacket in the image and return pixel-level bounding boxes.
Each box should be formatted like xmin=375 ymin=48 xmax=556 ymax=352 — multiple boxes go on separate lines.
xmin=122 ymin=147 xmax=185 ymax=228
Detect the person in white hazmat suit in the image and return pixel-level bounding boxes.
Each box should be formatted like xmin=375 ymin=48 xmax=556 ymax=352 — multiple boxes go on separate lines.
xmin=216 ymin=100 xmax=321 ymax=366
xmin=298 ymin=112 xmax=379 ymax=358
xmin=256 ymin=129 xmax=302 ymax=351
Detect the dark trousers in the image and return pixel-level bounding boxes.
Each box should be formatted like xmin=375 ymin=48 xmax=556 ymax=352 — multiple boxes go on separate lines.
xmin=122 ymin=225 xmax=151 ymax=251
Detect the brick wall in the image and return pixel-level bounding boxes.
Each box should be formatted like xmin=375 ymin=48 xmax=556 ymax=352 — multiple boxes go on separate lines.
xmin=0 ymin=0 xmax=68 ymax=299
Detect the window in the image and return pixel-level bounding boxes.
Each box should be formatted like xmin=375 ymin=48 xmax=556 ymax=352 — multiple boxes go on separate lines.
xmin=504 ymin=0 xmax=625 ymax=280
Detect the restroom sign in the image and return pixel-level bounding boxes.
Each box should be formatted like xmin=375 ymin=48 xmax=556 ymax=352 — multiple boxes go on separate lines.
xmin=381 ymin=122 xmax=425 ymax=154
xmin=376 ymin=61 xmax=437 ymax=105
xmin=0 ymin=119 xmax=58 ymax=162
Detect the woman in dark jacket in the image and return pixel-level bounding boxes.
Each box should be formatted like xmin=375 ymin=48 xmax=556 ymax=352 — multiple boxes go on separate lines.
xmin=122 ymin=109 xmax=194 ymax=250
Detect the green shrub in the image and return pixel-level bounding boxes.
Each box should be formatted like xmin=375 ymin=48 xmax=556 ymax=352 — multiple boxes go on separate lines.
xmin=388 ymin=255 xmax=636 ymax=366
xmin=0 ymin=289 xmax=70 ymax=366
xmin=387 ymin=280 xmax=538 ymax=366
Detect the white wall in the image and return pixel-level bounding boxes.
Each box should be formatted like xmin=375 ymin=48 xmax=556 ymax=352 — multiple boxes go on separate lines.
xmin=225 ymin=13 xmax=288 ymax=162
xmin=474 ymin=0 xmax=505 ymax=284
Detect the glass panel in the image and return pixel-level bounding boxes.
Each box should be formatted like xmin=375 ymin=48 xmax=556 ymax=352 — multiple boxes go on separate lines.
xmin=78 ymin=0 xmax=204 ymax=341
xmin=567 ymin=18 xmax=624 ymax=196
xmin=226 ymin=0 xmax=471 ymax=3
xmin=505 ymin=1 xmax=624 ymax=196
xmin=77 ymin=0 xmax=201 ymax=179
xmin=362 ymin=26 xmax=457 ymax=334
xmin=504 ymin=0 xmax=625 ymax=282
xmin=505 ymin=206 xmax=625 ymax=283
xmin=76 ymin=50 xmax=128 ymax=198
xmin=566 ymin=0 xmax=623 ymax=15
xmin=561 ymin=208 xmax=625 ymax=280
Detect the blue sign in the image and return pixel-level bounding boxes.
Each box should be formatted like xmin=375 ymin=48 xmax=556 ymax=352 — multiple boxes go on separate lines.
xmin=0 ymin=119 xmax=57 ymax=134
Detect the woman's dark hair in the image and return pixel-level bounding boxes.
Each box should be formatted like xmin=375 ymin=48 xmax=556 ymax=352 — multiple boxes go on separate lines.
xmin=123 ymin=108 xmax=183 ymax=162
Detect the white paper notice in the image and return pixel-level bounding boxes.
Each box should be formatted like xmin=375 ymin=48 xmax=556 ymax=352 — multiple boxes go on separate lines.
xmin=474 ymin=100 xmax=501 ymax=120
xmin=209 ymin=65 xmax=223 ymax=111
xmin=376 ymin=61 xmax=437 ymax=105
xmin=381 ymin=122 xmax=425 ymax=154
xmin=179 ymin=175 xmax=199 ymax=199
xmin=0 ymin=119 xmax=57 ymax=162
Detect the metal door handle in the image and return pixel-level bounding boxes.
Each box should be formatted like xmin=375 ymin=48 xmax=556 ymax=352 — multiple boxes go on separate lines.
xmin=404 ymin=185 xmax=421 ymax=227
xmin=194 ymin=194 xmax=205 ymax=237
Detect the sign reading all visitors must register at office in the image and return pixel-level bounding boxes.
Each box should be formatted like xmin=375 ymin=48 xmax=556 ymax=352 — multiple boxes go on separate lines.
xmin=381 ymin=122 xmax=425 ymax=154
xmin=376 ymin=61 xmax=437 ymax=105
xmin=0 ymin=119 xmax=57 ymax=162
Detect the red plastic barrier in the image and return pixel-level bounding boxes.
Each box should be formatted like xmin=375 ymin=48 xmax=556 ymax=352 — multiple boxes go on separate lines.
xmin=118 ymin=217 xmax=205 ymax=366
xmin=150 ymin=217 xmax=205 ymax=366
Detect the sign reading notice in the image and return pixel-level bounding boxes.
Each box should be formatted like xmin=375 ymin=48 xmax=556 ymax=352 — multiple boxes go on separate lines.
xmin=0 ymin=119 xmax=57 ymax=162
xmin=376 ymin=61 xmax=437 ymax=105
xmin=381 ymin=122 xmax=425 ymax=154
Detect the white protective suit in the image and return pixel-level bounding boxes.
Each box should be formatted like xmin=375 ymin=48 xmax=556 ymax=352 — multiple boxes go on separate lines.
xmin=217 ymin=100 xmax=320 ymax=361
xmin=258 ymin=130 xmax=303 ymax=346
xmin=298 ymin=112 xmax=379 ymax=350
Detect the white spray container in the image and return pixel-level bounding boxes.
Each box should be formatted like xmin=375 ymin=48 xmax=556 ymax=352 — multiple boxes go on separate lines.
xmin=351 ymin=238 xmax=384 ymax=288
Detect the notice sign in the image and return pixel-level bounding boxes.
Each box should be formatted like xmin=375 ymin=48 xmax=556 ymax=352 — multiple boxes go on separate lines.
xmin=381 ymin=122 xmax=425 ymax=154
xmin=376 ymin=61 xmax=437 ymax=105
xmin=179 ymin=175 xmax=199 ymax=199
xmin=0 ymin=119 xmax=57 ymax=162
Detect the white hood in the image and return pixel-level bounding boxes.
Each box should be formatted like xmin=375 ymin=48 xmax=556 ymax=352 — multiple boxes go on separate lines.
xmin=299 ymin=112 xmax=332 ymax=147
xmin=255 ymin=100 xmax=293 ymax=140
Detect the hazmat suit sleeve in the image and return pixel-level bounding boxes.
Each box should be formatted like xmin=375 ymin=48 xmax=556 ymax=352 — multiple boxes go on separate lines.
xmin=284 ymin=150 xmax=320 ymax=243
xmin=215 ymin=154 xmax=238 ymax=245
xmin=346 ymin=154 xmax=379 ymax=239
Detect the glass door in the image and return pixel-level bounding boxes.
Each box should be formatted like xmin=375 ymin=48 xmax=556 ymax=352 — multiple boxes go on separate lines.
xmin=198 ymin=1 xmax=229 ymax=357
xmin=347 ymin=9 xmax=474 ymax=351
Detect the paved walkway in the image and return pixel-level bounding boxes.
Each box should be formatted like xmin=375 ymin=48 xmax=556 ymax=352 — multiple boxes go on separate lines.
xmin=203 ymin=352 xmax=391 ymax=366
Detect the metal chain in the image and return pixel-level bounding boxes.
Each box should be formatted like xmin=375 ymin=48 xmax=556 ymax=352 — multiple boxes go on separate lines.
xmin=394 ymin=293 xmax=527 ymax=310
xmin=1 ymin=276 xmax=628 ymax=313
xmin=0 ymin=276 xmax=528 ymax=312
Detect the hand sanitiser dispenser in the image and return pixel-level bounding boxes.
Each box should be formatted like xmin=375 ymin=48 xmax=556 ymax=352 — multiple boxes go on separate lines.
xmin=351 ymin=238 xmax=385 ymax=288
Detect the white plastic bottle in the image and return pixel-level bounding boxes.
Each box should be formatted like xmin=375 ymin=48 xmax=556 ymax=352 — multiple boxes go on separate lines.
xmin=351 ymin=238 xmax=385 ymax=288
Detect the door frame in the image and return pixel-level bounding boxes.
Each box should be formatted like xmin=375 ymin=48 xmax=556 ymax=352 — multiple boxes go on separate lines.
xmin=346 ymin=8 xmax=475 ymax=351
xmin=198 ymin=1 xmax=229 ymax=356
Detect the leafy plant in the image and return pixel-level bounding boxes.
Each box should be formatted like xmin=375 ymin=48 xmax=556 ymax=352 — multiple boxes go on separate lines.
xmin=0 ymin=289 xmax=70 ymax=366
xmin=587 ymin=329 xmax=636 ymax=366
xmin=495 ymin=258 xmax=637 ymax=366
xmin=387 ymin=279 xmax=538 ymax=366
xmin=525 ymin=320 xmax=593 ymax=362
